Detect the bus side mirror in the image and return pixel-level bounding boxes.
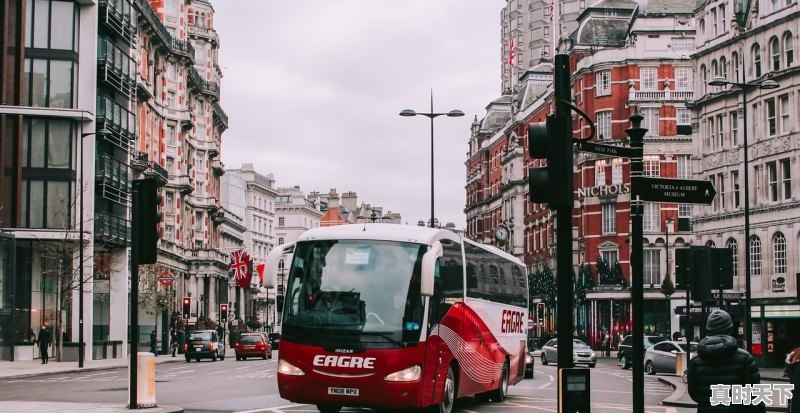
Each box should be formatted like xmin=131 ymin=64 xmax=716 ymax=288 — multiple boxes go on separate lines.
xmin=420 ymin=241 xmax=443 ymax=297
xmin=264 ymin=242 xmax=295 ymax=288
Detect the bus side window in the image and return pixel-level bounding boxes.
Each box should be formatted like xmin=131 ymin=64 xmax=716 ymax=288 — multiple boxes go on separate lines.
xmin=466 ymin=262 xmax=478 ymax=289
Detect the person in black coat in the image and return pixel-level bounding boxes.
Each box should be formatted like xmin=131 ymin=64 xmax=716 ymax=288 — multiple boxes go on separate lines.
xmin=149 ymin=330 xmax=158 ymax=356
xmin=37 ymin=325 xmax=52 ymax=364
xmin=688 ymin=310 xmax=764 ymax=412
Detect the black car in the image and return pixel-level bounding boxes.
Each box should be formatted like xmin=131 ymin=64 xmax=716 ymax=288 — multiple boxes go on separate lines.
xmin=268 ymin=333 xmax=280 ymax=350
xmin=524 ymin=346 xmax=535 ymax=378
xmin=618 ymin=335 xmax=667 ymax=369
xmin=184 ymin=330 xmax=225 ymax=362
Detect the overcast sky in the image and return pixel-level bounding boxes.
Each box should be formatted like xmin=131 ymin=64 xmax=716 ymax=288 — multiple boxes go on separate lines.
xmin=215 ymin=1 xmax=504 ymax=228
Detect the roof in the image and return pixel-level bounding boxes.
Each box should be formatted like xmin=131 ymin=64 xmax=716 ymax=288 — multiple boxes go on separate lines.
xmin=577 ymin=18 xmax=632 ymax=47
xmin=641 ymin=0 xmax=695 ymax=13
xmin=320 ymin=207 xmax=347 ymax=227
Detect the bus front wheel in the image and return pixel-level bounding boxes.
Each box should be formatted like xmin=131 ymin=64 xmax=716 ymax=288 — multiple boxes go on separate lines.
xmin=316 ymin=405 xmax=340 ymax=413
xmin=430 ymin=367 xmax=455 ymax=413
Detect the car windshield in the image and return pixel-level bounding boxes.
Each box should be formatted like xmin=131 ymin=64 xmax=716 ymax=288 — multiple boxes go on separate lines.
xmin=281 ymin=240 xmax=427 ymax=347
xmin=190 ymin=332 xmax=212 ymax=341
xmin=240 ymin=336 xmax=261 ymax=344
xmin=573 ymin=339 xmax=589 ymax=348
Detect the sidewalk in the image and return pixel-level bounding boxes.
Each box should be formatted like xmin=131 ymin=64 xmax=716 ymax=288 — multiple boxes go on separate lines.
xmin=0 ymin=353 xmax=185 ymax=380
xmin=660 ymin=368 xmax=791 ymax=412
xmin=0 ymin=401 xmax=183 ymax=413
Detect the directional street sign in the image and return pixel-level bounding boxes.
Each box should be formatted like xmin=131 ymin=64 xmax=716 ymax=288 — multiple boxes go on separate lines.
xmin=576 ymin=141 xmax=636 ymax=158
xmin=634 ymin=177 xmax=716 ymax=204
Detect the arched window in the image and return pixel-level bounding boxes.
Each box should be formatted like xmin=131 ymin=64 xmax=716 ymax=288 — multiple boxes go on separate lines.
xmin=753 ymin=43 xmax=762 ymax=77
xmin=711 ymin=59 xmax=719 ymax=79
xmin=783 ymin=31 xmax=794 ymax=68
xmin=700 ymin=18 xmax=706 ymax=35
xmin=194 ymin=11 xmax=200 ymax=25
xmin=771 ymin=36 xmax=781 ymax=71
xmin=700 ymin=64 xmax=708 ymax=94
xmin=201 ymin=12 xmax=206 ymax=27
xmin=726 ymin=238 xmax=738 ymax=277
xmin=720 ymin=56 xmax=728 ymax=79
xmin=749 ymin=235 xmax=762 ymax=276
xmin=732 ymin=51 xmax=740 ymax=82
xmin=706 ymin=240 xmax=716 ymax=247
xmin=773 ymin=232 xmax=787 ymax=274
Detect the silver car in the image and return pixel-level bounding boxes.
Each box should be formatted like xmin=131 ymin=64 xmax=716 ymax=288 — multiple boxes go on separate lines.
xmin=644 ymin=340 xmax=698 ymax=375
xmin=540 ymin=338 xmax=597 ymax=368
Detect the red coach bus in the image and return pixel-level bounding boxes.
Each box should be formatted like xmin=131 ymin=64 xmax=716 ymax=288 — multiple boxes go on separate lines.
xmin=264 ymin=224 xmax=529 ymax=413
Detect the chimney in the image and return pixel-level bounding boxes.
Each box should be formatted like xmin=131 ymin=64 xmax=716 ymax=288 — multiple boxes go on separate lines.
xmin=328 ymin=188 xmax=340 ymax=209
xmin=341 ymin=191 xmax=358 ymax=212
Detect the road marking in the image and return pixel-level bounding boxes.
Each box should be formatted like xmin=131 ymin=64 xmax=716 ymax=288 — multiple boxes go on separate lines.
xmin=234 ymin=404 xmax=307 ymax=413
xmin=233 ymin=365 xmax=252 ymax=370
xmin=504 ymin=401 xmax=557 ymax=411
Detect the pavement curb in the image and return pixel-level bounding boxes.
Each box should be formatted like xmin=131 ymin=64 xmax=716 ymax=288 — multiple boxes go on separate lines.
xmin=0 ymin=402 xmax=183 ymax=413
xmin=0 ymin=357 xmax=185 ymax=381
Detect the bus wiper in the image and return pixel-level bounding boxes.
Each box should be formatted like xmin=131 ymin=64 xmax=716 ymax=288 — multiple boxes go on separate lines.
xmin=349 ymin=331 xmax=405 ymax=347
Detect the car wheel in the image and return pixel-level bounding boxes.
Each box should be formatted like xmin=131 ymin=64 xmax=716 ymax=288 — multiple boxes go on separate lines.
xmin=645 ymin=361 xmax=655 ymax=375
xmin=236 ymin=356 xmax=241 ymax=361
xmin=220 ymin=354 xmax=225 ymax=361
xmin=185 ymin=357 xmax=191 ymax=363
xmin=211 ymin=351 xmax=218 ymax=362
xmin=316 ymin=405 xmax=341 ymax=413
xmin=541 ymin=353 xmax=548 ymax=365
xmin=589 ymin=363 xmax=596 ymax=368
xmin=524 ymin=368 xmax=534 ymax=379
xmin=196 ymin=357 xmax=200 ymax=362
xmin=489 ymin=362 xmax=509 ymax=402
xmin=263 ymin=354 xmax=267 ymax=360
xmin=268 ymin=352 xmax=273 ymax=360
xmin=620 ymin=355 xmax=629 ymax=369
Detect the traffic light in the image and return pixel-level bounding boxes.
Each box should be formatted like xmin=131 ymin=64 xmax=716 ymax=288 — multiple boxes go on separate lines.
xmin=219 ymin=304 xmax=228 ymax=324
xmin=276 ymin=295 xmax=285 ymax=313
xmin=536 ymin=303 xmax=545 ymax=327
xmin=132 ymin=178 xmax=163 ymax=264
xmin=527 ymin=55 xmax=573 ymax=209
xmin=182 ymin=297 xmax=191 ymax=319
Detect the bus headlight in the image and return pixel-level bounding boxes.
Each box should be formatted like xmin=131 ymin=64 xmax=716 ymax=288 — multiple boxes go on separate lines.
xmin=278 ymin=359 xmax=305 ymax=376
xmin=384 ymin=365 xmax=421 ymax=382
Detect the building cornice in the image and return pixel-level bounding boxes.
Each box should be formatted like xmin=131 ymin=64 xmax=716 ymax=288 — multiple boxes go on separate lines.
xmin=693 ymin=200 xmax=800 ymax=225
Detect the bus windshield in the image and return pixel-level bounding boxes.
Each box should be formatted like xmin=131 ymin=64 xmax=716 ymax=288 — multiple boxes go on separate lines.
xmin=281 ymin=239 xmax=427 ymax=347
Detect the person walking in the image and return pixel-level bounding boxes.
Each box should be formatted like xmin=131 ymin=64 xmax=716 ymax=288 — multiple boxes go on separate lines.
xmin=171 ymin=329 xmax=178 ymax=357
xmin=37 ymin=325 xmax=51 ymax=364
xmin=149 ymin=330 xmax=158 ymax=356
xmin=786 ymin=346 xmax=800 ymax=413
xmin=688 ymin=309 xmax=764 ymax=412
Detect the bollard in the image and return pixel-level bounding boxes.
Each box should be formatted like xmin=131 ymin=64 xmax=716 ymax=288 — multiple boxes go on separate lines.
xmin=128 ymin=352 xmax=157 ymax=408
xmin=675 ymin=352 xmax=685 ymax=376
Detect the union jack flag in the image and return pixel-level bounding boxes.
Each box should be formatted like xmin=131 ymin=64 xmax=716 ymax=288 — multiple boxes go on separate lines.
xmin=230 ymin=250 xmax=252 ymax=288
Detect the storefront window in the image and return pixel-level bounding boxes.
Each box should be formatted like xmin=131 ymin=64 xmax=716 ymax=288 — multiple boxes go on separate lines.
xmin=0 ymin=234 xmax=15 ymax=360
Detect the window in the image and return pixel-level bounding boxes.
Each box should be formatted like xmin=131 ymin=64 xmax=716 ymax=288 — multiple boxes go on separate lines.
xmin=749 ymin=236 xmax=762 ymax=277
xmin=779 ymin=94 xmax=791 ymax=134
xmin=727 ymin=238 xmax=739 ymax=276
xmin=601 ymin=250 xmax=619 ymax=267
xmin=730 ymin=111 xmax=739 ymax=145
xmin=712 ymin=59 xmax=719 ymax=79
xmin=278 ymin=237 xmax=284 ymax=245
xmin=753 ymin=43 xmax=762 ymax=78
xmin=781 ymin=158 xmax=792 ymax=199
xmin=700 ymin=64 xmax=708 ymax=95
xmin=166 ymin=157 xmax=174 ymax=174
xmin=732 ymin=171 xmax=740 ymax=207
xmin=167 ymin=91 xmax=176 ymax=108
xmin=716 ymin=114 xmax=725 ymax=148
xmin=643 ymin=203 xmax=660 ymax=231
xmin=710 ymin=175 xmax=717 ymax=209
xmin=732 ymin=52 xmax=740 ymax=82
xmin=675 ymin=67 xmax=693 ymax=90
xmin=719 ymin=56 xmax=728 ymax=79
xmin=23 ymin=58 xmax=75 ymax=108
xmin=720 ymin=5 xmax=727 ymax=34
xmin=195 ymin=212 xmax=203 ymax=230
xmin=25 ymin=0 xmax=78 ymax=50
xmin=596 ymin=70 xmax=611 ymax=96
xmin=708 ymin=116 xmax=716 ymax=149
xmin=711 ymin=8 xmax=718 ymax=36
xmin=717 ymin=173 xmax=726 ymax=209
xmin=755 ymin=164 xmax=763 ymax=203
xmin=642 ymin=107 xmax=660 ymax=135
xmin=783 ymin=31 xmax=794 ymax=68
xmin=165 ymin=224 xmax=174 ymax=241
xmin=679 ymin=204 xmax=692 ymax=219
xmin=671 ymin=38 xmax=694 ymax=51
xmin=597 ymin=111 xmax=612 ymax=139
xmin=677 ymin=155 xmax=692 ymax=179
xmin=640 ymin=67 xmax=657 ymax=90
xmin=771 ymin=36 xmax=781 ymax=71
xmin=643 ymin=249 xmax=661 ymax=286
xmin=643 ymin=155 xmax=660 ymax=177
xmin=677 ymin=108 xmax=691 ymax=125
xmin=773 ymin=232 xmax=787 ymax=274
xmin=278 ymin=217 xmax=285 ymax=226
xmin=166 ymin=124 xmax=176 ymax=146
xmin=772 ymin=0 xmax=781 ymax=11
xmin=767 ymin=98 xmax=777 ymax=136
xmin=612 ymin=158 xmax=623 ymax=184
xmin=165 ymin=192 xmax=175 ymax=213
xmin=595 ymin=160 xmax=607 ymax=186
xmin=602 ymin=203 xmax=616 ymax=234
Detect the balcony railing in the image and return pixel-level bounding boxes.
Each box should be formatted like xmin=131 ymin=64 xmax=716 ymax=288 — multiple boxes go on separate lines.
xmin=148 ymin=161 xmax=169 ymax=185
xmin=628 ymin=89 xmax=694 ymax=101
xmin=189 ymin=248 xmax=228 ymax=265
xmin=94 ymin=212 xmax=131 ymax=247
xmin=187 ymin=25 xmax=219 ymax=44
xmin=96 ymin=95 xmax=136 ymax=152
xmin=211 ymin=159 xmax=225 ymax=176
xmin=134 ymin=0 xmax=195 ymax=62
xmin=96 ymin=153 xmax=131 ymax=191
xmin=188 ymin=67 xmax=220 ymax=100
xmin=174 ymin=174 xmax=194 ymax=195
xmin=212 ymin=103 xmax=228 ymax=129
xmin=99 ymin=0 xmax=137 ymax=44
xmin=98 ymin=37 xmax=137 ymax=99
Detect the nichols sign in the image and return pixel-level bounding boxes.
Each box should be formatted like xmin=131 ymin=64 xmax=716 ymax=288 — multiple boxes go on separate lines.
xmin=577 ymin=183 xmax=631 ymax=199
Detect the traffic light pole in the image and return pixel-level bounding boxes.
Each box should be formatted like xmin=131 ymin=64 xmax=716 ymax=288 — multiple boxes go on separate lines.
xmin=129 ymin=181 xmax=141 ymax=410
xmin=627 ymin=111 xmax=647 ymax=413
xmin=554 ymin=54 xmax=574 ymax=373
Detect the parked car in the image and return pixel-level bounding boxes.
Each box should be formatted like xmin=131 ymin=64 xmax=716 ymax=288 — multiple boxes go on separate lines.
xmin=184 ymin=330 xmax=225 ymax=362
xmin=268 ymin=333 xmax=280 ymax=350
xmin=540 ymin=338 xmax=596 ymax=367
xmin=235 ymin=333 xmax=272 ymax=361
xmin=644 ymin=340 xmax=698 ymax=375
xmin=618 ymin=335 xmax=668 ymax=369
xmin=524 ymin=344 xmax=535 ymax=378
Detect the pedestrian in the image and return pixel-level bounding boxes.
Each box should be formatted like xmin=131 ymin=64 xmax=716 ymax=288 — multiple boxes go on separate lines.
xmin=687 ymin=309 xmax=765 ymax=412
xmin=149 ymin=330 xmax=158 ymax=356
xmin=37 ymin=325 xmax=51 ymax=364
xmin=785 ymin=346 xmax=800 ymax=413
xmin=171 ymin=329 xmax=178 ymax=357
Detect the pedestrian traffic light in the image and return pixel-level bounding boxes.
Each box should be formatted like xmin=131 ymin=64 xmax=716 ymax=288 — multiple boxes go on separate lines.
xmin=182 ymin=297 xmax=191 ymax=319
xmin=536 ymin=303 xmax=545 ymax=327
xmin=527 ymin=58 xmax=574 ymax=209
xmin=132 ymin=178 xmax=163 ymax=264
xmin=219 ymin=304 xmax=228 ymax=324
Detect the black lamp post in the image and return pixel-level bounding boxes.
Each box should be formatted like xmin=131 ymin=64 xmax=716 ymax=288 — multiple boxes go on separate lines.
xmin=706 ymin=75 xmax=779 ymax=352
xmin=665 ymin=216 xmax=674 ymax=334
xmin=400 ymin=92 xmax=464 ymax=228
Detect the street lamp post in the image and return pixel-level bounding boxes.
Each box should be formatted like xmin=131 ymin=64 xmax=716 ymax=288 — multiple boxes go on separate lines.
xmin=706 ymin=75 xmax=779 ymax=352
xmin=665 ymin=216 xmax=674 ymax=334
xmin=400 ymin=92 xmax=464 ymax=228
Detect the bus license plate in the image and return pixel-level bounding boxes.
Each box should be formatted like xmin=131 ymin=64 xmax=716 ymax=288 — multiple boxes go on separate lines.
xmin=328 ymin=387 xmax=359 ymax=396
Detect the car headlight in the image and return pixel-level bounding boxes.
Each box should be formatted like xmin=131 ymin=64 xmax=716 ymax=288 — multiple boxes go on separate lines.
xmin=525 ymin=355 xmax=533 ymax=364
xmin=384 ymin=365 xmax=421 ymax=382
xmin=591 ymin=352 xmax=596 ymax=358
xmin=278 ymin=359 xmax=305 ymax=376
